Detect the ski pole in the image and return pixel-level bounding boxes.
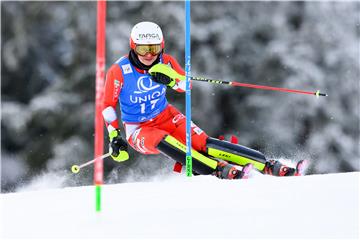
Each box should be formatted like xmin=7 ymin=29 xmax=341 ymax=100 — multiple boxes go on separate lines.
xmin=149 ymin=64 xmax=328 ymax=97
xmin=71 ymin=152 xmax=111 ymax=174
xmin=191 ymin=77 xmax=327 ymax=97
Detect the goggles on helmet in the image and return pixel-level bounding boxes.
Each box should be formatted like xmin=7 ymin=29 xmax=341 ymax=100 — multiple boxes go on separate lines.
xmin=135 ymin=44 xmax=162 ymax=56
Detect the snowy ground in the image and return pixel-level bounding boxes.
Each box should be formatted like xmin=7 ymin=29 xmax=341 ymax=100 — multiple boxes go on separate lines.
xmin=1 ymin=172 xmax=359 ymax=239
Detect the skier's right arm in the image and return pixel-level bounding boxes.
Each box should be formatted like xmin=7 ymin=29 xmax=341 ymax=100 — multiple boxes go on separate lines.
xmin=102 ymin=64 xmax=129 ymax=162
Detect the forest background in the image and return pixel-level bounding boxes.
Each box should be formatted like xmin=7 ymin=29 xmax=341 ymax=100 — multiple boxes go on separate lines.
xmin=1 ymin=1 xmax=359 ymax=192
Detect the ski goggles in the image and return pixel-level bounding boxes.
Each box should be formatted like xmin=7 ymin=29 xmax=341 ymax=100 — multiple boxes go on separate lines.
xmin=134 ymin=44 xmax=162 ymax=56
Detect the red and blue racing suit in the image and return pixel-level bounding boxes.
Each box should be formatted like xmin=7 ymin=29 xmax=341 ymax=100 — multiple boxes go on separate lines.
xmin=103 ymin=53 xmax=208 ymax=155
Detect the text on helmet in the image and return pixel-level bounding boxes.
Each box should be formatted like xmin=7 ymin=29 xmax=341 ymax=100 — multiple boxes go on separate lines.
xmin=137 ymin=33 xmax=161 ymax=41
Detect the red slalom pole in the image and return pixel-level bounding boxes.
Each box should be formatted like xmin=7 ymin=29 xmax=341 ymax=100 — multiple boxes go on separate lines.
xmin=191 ymin=77 xmax=327 ymax=97
xmin=94 ymin=0 xmax=106 ymax=212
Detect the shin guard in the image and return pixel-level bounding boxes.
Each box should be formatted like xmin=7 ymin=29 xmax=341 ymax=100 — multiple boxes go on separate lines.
xmin=157 ymin=135 xmax=218 ymax=175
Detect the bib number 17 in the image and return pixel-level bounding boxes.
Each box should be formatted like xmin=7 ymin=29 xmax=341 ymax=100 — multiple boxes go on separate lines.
xmin=140 ymin=99 xmax=159 ymax=114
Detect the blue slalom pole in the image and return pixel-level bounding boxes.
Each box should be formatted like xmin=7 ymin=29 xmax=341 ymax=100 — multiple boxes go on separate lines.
xmin=185 ymin=0 xmax=192 ymax=177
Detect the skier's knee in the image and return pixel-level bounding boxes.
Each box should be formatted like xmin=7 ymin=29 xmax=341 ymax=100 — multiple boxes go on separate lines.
xmin=128 ymin=128 xmax=168 ymax=154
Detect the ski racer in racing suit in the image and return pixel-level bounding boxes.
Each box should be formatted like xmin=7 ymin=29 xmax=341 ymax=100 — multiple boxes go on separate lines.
xmin=102 ymin=21 xmax=303 ymax=179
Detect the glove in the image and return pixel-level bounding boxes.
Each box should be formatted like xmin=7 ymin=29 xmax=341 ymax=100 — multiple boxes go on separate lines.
xmin=109 ymin=129 xmax=129 ymax=162
xmin=151 ymin=72 xmax=176 ymax=88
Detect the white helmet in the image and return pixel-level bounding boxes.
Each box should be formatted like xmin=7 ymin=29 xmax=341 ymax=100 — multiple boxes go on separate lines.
xmin=130 ymin=22 xmax=164 ymax=50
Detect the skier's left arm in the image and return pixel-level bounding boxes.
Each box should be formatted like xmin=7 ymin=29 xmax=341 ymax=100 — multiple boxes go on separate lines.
xmin=150 ymin=54 xmax=189 ymax=93
xmin=102 ymin=64 xmax=129 ymax=162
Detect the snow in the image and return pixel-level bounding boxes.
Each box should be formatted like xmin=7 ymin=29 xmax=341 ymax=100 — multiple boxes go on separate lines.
xmin=1 ymin=172 xmax=359 ymax=239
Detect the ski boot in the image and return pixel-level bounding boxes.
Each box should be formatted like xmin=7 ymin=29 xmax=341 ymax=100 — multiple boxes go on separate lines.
xmin=263 ymin=159 xmax=308 ymax=176
xmin=214 ymin=161 xmax=253 ymax=180
xmin=294 ymin=160 xmax=309 ymax=176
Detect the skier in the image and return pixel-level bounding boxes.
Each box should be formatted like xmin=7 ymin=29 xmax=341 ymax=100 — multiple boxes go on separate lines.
xmin=102 ymin=21 xmax=305 ymax=180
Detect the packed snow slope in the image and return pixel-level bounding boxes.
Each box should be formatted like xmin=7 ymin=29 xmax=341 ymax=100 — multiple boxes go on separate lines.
xmin=1 ymin=172 xmax=359 ymax=239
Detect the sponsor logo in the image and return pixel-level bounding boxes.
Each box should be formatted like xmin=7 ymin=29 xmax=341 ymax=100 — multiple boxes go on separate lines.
xmin=219 ymin=153 xmax=231 ymax=158
xmin=134 ymin=76 xmax=160 ymax=94
xmin=135 ymin=137 xmax=149 ymax=153
xmin=140 ymin=137 xmax=145 ymax=148
xmin=113 ymin=79 xmax=121 ymax=100
xmin=191 ymin=122 xmax=203 ymax=135
xmin=138 ymin=33 xmax=161 ymax=41
xmin=129 ymin=76 xmax=165 ymax=106
xmin=174 ymin=141 xmax=186 ymax=152
xmin=130 ymin=88 xmax=165 ymax=104
xmin=121 ymin=64 xmax=133 ymax=74
xmin=131 ymin=128 xmax=141 ymax=144
xmin=139 ymin=116 xmax=147 ymax=122
xmin=193 ymin=127 xmax=203 ymax=135
xmin=172 ymin=114 xmax=185 ymax=124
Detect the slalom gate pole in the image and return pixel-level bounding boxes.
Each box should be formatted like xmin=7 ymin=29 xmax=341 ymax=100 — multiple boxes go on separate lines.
xmin=191 ymin=77 xmax=328 ymax=97
xmin=94 ymin=0 xmax=106 ymax=212
xmin=185 ymin=0 xmax=192 ymax=177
